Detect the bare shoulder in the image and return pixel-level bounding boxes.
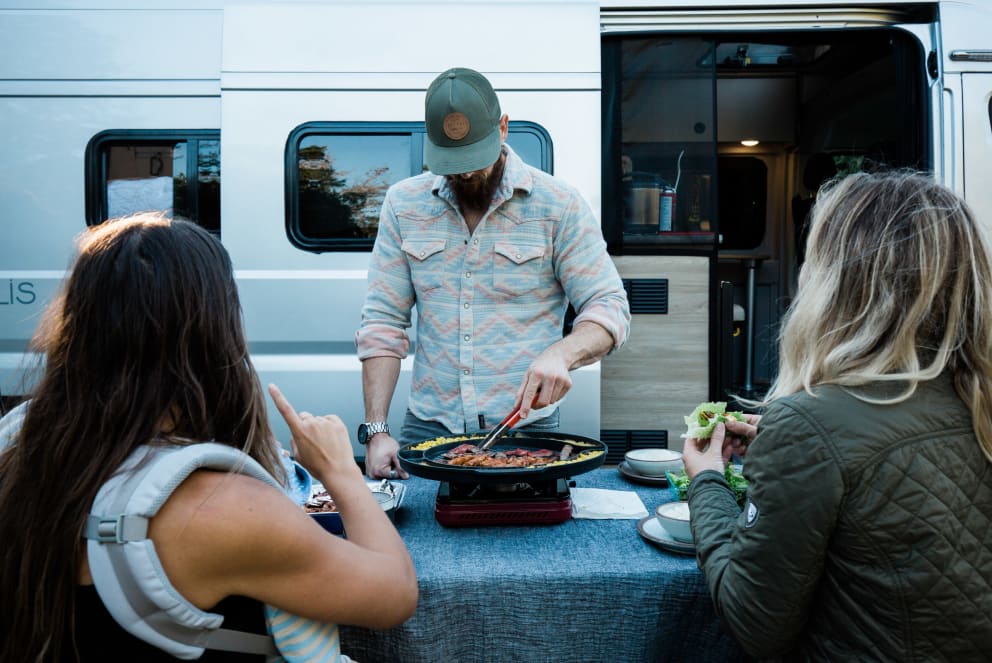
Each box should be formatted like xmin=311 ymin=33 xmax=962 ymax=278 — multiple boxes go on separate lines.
xmin=149 ymin=468 xmax=315 ymax=607
xmin=155 ymin=468 xmax=313 ymax=549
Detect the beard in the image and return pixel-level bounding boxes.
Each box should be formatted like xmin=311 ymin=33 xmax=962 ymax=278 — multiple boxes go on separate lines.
xmin=447 ymin=153 xmax=506 ymax=213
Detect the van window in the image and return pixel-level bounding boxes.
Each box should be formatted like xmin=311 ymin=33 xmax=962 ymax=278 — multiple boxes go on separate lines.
xmin=85 ymin=131 xmax=220 ymax=233
xmin=286 ymin=122 xmax=553 ymax=252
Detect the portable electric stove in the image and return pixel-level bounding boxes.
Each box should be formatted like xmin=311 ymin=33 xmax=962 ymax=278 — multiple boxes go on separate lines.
xmin=397 ymin=430 xmax=607 ymax=527
xmin=434 ymin=478 xmax=573 ymax=527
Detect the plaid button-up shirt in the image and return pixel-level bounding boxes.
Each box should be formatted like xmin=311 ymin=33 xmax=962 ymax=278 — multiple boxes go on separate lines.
xmin=356 ymin=146 xmax=630 ymax=433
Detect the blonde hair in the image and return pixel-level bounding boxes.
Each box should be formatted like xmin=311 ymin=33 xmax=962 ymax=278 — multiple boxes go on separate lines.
xmin=765 ymin=170 xmax=992 ymax=461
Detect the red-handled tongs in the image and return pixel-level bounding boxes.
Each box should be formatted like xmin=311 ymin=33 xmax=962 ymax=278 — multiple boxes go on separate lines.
xmin=479 ymin=393 xmax=540 ymax=451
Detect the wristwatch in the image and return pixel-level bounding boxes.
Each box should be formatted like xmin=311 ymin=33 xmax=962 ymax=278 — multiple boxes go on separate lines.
xmin=357 ymin=421 xmax=390 ymax=445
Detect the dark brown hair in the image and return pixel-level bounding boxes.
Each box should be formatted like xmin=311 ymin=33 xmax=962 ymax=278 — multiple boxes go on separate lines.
xmin=0 ymin=214 xmax=284 ymax=661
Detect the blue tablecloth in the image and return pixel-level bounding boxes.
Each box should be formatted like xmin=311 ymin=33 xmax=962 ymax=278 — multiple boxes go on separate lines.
xmin=339 ymin=467 xmax=747 ymax=663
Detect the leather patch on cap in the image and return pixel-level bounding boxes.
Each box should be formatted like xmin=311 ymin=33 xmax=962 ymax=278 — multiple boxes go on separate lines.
xmin=443 ymin=112 xmax=470 ymax=140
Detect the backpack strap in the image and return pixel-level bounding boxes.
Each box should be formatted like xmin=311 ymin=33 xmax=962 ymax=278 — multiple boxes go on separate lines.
xmin=85 ymin=443 xmax=282 ymax=659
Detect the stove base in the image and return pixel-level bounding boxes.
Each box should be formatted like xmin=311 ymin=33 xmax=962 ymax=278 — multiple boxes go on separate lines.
xmin=434 ymin=479 xmax=573 ymax=527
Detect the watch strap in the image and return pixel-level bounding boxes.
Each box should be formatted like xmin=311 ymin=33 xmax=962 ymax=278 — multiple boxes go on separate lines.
xmin=359 ymin=421 xmax=390 ymax=444
xmin=364 ymin=421 xmax=389 ymax=437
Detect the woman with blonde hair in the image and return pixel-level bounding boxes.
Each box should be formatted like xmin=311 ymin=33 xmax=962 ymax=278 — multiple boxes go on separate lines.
xmin=0 ymin=215 xmax=417 ymax=662
xmin=683 ymin=171 xmax=992 ymax=660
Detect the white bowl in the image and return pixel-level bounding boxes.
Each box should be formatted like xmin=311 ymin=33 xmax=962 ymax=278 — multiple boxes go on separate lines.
xmin=655 ymin=501 xmax=693 ymax=543
xmin=624 ymin=448 xmax=683 ymax=477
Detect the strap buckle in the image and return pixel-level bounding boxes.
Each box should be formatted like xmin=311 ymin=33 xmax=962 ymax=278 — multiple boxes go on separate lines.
xmin=84 ymin=514 xmax=148 ymax=544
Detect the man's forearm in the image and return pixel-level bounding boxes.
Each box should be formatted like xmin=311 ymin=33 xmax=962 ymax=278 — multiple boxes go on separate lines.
xmin=554 ymin=320 xmax=615 ymax=370
xmin=361 ymin=356 xmax=402 ymax=420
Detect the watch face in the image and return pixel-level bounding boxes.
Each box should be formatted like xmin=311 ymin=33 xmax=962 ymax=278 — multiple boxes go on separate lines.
xmin=358 ymin=422 xmax=388 ymax=445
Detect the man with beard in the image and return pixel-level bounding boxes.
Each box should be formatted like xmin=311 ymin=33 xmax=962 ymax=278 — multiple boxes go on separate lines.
xmin=355 ymin=67 xmax=630 ymax=479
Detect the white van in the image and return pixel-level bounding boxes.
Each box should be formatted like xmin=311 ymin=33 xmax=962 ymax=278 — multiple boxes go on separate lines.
xmin=2 ymin=0 xmax=990 ymax=459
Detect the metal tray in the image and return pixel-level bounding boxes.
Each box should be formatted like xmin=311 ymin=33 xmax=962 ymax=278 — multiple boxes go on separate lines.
xmin=308 ymin=480 xmax=406 ymax=535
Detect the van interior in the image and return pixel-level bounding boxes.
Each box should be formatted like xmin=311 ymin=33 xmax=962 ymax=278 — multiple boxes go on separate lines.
xmin=601 ymin=28 xmax=928 ymax=413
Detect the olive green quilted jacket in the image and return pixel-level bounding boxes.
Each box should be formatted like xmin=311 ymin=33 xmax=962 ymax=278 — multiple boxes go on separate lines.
xmin=688 ymin=374 xmax=992 ymax=661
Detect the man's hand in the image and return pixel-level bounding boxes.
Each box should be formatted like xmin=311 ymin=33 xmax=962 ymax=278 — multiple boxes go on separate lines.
xmin=365 ymin=433 xmax=409 ymax=480
xmin=516 ymin=347 xmax=572 ymax=420
xmin=515 ymin=320 xmax=614 ymax=420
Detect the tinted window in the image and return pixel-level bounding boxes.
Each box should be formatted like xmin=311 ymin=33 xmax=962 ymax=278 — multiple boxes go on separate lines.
xmin=601 ymin=36 xmax=719 ymax=251
xmin=85 ymin=131 xmax=221 ymax=233
xmin=286 ymin=122 xmax=552 ymax=252
xmin=297 ymin=133 xmax=413 ymax=241
xmin=718 ymin=156 xmax=766 ymax=250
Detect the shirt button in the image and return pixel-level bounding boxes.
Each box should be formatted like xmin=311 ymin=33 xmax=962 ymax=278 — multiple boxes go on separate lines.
xmin=463 ymin=302 xmax=470 ymax=309
xmin=473 ymin=238 xmax=479 ymax=245
xmin=463 ymin=369 xmax=470 ymax=375
xmin=420 ymin=251 xmax=426 ymax=257
xmin=515 ymin=253 xmax=522 ymax=259
xmin=465 ymin=271 xmax=472 ymax=278
xmin=464 ymin=334 xmax=470 ymax=341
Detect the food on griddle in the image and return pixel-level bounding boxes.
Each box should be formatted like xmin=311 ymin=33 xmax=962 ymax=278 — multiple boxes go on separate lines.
xmin=409 ymin=434 xmax=598 ymax=452
xmin=441 ymin=444 xmax=575 ymax=468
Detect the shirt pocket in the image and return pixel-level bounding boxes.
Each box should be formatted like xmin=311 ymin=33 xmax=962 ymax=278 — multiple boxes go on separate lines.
xmin=402 ymin=239 xmax=446 ymax=293
xmin=492 ymin=242 xmax=546 ymax=296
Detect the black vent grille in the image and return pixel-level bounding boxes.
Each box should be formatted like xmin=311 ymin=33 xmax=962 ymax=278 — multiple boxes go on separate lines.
xmin=601 ymin=429 xmax=669 ymax=464
xmin=622 ymin=279 xmax=668 ymax=314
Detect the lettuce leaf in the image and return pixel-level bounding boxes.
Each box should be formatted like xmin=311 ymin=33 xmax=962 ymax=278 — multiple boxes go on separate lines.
xmin=668 ymin=464 xmax=748 ymax=508
xmin=681 ymin=401 xmax=746 ymax=439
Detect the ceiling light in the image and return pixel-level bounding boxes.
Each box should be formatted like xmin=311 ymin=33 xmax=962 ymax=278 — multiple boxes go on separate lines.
xmin=740 ymin=139 xmax=760 ymax=147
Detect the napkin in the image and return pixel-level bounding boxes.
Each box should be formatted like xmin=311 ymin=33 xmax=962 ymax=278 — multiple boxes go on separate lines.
xmin=570 ymin=488 xmax=649 ymax=519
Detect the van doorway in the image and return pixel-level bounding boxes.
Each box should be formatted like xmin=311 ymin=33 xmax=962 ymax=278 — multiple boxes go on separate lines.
xmin=601 ymin=23 xmax=930 ymax=443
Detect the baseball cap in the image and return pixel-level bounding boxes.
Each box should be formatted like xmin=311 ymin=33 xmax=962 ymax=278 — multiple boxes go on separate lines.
xmin=424 ymin=67 xmax=502 ymax=176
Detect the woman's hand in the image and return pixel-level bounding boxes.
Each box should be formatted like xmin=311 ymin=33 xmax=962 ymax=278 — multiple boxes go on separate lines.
xmin=682 ymin=414 xmax=760 ymax=480
xmin=268 ymin=383 xmax=363 ymax=487
xmin=682 ymin=423 xmax=729 ymax=480
xmin=723 ymin=414 xmax=760 ymax=460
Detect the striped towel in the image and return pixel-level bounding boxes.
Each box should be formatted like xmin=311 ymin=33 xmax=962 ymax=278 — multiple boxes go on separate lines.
xmin=264 ymin=605 xmax=353 ymax=663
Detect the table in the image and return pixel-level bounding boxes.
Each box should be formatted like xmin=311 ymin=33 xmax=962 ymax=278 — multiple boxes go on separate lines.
xmin=339 ymin=468 xmax=747 ymax=663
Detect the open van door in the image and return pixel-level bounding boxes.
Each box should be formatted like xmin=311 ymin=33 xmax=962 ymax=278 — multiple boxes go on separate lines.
xmin=938 ymin=2 xmax=992 ymax=224
xmin=599 ymin=3 xmax=938 ymax=452
xmin=961 ymin=75 xmax=992 ymax=219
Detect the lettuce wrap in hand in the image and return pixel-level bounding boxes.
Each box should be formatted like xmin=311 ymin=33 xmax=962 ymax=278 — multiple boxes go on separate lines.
xmin=681 ymin=401 xmax=746 ymax=439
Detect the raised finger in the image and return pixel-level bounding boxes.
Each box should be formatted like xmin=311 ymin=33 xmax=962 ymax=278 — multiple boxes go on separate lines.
xmin=268 ymin=383 xmax=303 ymax=430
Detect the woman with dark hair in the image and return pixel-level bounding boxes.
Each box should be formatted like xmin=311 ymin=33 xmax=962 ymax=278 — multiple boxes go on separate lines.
xmin=0 ymin=215 xmax=417 ymax=662
xmin=683 ymin=171 xmax=992 ymax=659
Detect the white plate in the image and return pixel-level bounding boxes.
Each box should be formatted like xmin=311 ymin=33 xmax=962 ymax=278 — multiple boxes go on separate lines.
xmin=637 ymin=515 xmax=695 ymax=556
xmin=618 ymin=461 xmax=669 ymax=486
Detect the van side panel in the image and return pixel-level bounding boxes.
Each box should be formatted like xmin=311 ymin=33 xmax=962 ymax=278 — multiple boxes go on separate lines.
xmin=1 ymin=5 xmax=223 ymax=396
